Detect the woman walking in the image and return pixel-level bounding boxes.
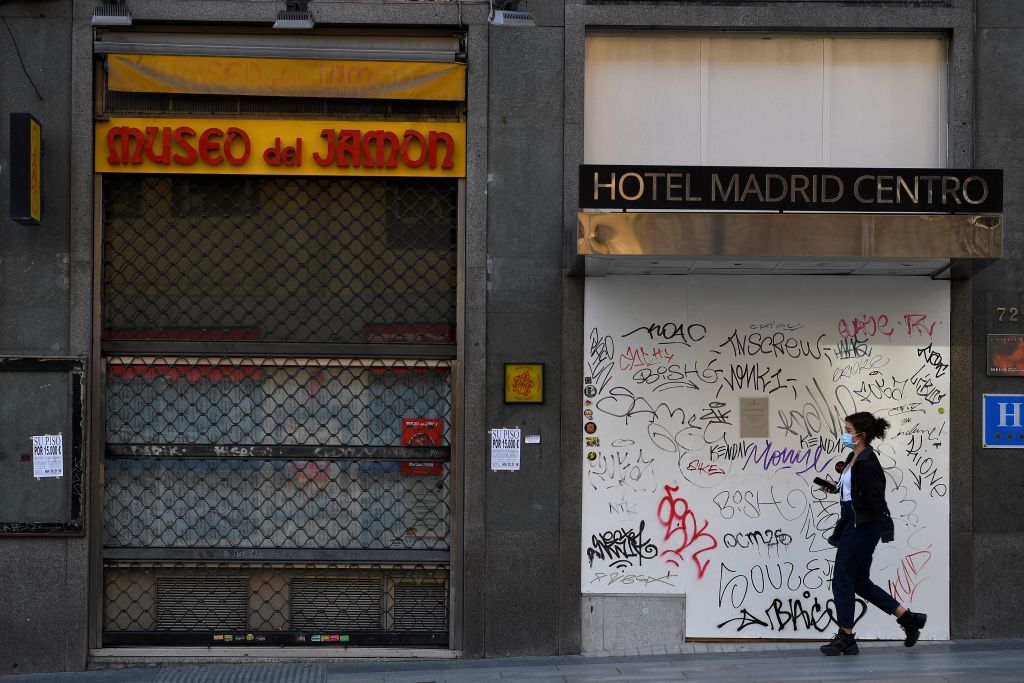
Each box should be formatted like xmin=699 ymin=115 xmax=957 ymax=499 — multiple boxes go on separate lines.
xmin=819 ymin=411 xmax=927 ymax=656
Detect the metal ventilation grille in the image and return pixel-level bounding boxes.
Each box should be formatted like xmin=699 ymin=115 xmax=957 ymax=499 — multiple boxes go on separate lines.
xmin=393 ymin=582 xmax=448 ymax=632
xmin=104 ymin=563 xmax=449 ymax=646
xmin=156 ymin=577 xmax=248 ymax=631
xmin=104 ymin=91 xmax=462 ymax=120
xmin=102 ymin=175 xmax=457 ymax=346
xmin=290 ymin=578 xmax=382 ymax=630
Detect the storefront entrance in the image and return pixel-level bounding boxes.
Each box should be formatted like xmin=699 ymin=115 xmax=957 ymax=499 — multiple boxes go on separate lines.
xmin=93 ymin=35 xmax=465 ymax=647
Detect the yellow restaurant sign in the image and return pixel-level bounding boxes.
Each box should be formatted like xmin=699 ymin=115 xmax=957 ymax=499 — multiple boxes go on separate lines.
xmin=95 ymin=118 xmax=466 ymax=178
xmin=107 ymin=54 xmax=466 ymax=101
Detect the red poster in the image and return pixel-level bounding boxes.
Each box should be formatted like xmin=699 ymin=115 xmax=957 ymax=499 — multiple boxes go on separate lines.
xmin=401 ymin=417 xmax=443 ymax=447
xmin=400 ymin=461 xmax=443 ymax=477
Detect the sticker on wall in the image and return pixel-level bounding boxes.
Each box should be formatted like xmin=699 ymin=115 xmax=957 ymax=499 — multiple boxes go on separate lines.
xmin=584 ymin=422 xmax=598 ymax=434
xmin=491 ymin=427 xmax=522 ymax=471
xmin=505 ymin=363 xmax=544 ymax=403
xmin=31 ymin=433 xmax=63 ymax=478
xmin=739 ymin=398 xmax=769 ymax=438
xmin=585 ymin=436 xmax=600 ymax=447
xmin=587 ymin=451 xmax=598 ymax=461
xmin=584 ymin=386 xmax=597 ymax=398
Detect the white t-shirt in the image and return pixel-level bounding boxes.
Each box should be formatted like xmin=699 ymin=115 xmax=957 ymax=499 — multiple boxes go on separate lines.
xmin=839 ymin=465 xmax=853 ymax=502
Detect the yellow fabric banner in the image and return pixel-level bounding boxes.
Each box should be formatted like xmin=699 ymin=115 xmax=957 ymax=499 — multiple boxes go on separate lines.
xmin=95 ymin=118 xmax=466 ymax=178
xmin=107 ymin=54 xmax=466 ymax=101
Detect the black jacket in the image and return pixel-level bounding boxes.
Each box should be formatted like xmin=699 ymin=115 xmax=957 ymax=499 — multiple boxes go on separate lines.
xmin=827 ymin=444 xmax=894 ymax=544
xmin=843 ymin=445 xmax=890 ymax=524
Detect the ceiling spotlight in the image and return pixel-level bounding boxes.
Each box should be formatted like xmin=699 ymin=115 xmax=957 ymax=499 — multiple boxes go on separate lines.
xmin=92 ymin=0 xmax=132 ymax=26
xmin=274 ymin=1 xmax=315 ymax=30
xmin=489 ymin=1 xmax=535 ymax=27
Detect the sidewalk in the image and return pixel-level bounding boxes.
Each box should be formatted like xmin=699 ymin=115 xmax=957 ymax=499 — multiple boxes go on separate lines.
xmin=7 ymin=639 xmax=1024 ymax=682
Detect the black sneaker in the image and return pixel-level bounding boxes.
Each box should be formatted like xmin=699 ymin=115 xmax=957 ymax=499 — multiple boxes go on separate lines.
xmin=820 ymin=631 xmax=859 ymax=656
xmin=898 ymin=611 xmax=927 ymax=647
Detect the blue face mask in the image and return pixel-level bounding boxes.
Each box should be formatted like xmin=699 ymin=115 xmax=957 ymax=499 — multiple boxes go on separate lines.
xmin=841 ymin=432 xmax=856 ymax=449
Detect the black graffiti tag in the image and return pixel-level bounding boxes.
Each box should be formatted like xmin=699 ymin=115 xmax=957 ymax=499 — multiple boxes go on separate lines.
xmin=586 ymin=520 xmax=660 ymax=569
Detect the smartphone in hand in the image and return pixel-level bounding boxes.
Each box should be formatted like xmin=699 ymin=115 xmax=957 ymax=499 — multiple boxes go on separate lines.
xmin=813 ymin=476 xmax=838 ymax=493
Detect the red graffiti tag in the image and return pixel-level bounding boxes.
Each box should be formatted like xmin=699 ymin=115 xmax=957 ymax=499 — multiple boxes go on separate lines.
xmin=686 ymin=459 xmax=726 ymax=476
xmin=888 ymin=550 xmax=933 ymax=604
xmin=657 ymin=484 xmax=718 ymax=579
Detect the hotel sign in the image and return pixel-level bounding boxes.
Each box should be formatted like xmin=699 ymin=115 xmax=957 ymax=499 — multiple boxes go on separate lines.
xmin=96 ymin=118 xmax=466 ymax=178
xmin=580 ymin=165 xmax=1002 ymax=213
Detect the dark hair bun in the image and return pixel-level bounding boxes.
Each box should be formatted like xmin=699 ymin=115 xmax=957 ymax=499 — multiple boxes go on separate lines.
xmin=873 ymin=416 xmax=890 ymax=440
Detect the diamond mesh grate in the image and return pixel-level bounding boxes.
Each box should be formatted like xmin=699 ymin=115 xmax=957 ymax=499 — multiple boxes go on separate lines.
xmin=101 ymin=158 xmax=455 ymax=645
xmin=105 ymin=357 xmax=452 ymax=447
xmin=102 ymin=175 xmax=457 ymax=345
xmin=104 ymin=457 xmax=450 ymax=550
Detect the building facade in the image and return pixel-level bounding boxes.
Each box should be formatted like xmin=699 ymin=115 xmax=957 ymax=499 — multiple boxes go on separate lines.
xmin=1 ymin=0 xmax=1022 ymax=673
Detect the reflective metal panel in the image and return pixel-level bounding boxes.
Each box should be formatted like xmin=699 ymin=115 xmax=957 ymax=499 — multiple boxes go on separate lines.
xmin=574 ymin=211 xmax=1002 ymax=277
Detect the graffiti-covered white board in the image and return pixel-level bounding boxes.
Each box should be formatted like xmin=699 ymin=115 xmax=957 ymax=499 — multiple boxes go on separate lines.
xmin=581 ymin=275 xmax=949 ymax=640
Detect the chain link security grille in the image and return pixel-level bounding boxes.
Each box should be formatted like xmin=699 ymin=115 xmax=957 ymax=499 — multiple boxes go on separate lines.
xmin=101 ymin=170 xmax=457 ymax=645
xmin=104 ymin=456 xmax=450 ymax=551
xmin=102 ymin=357 xmax=452 ymax=644
xmin=102 ymin=175 xmax=457 ymax=346
xmin=105 ymin=357 xmax=452 ymax=448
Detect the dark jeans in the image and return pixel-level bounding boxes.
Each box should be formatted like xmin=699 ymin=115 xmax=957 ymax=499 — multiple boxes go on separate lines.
xmin=833 ymin=500 xmax=899 ymax=629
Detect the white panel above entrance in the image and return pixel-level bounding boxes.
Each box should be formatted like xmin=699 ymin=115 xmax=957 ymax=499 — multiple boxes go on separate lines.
xmin=584 ymin=34 xmax=948 ymax=167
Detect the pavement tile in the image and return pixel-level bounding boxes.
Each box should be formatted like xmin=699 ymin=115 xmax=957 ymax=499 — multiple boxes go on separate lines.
xmin=555 ymin=664 xmax=620 ymax=673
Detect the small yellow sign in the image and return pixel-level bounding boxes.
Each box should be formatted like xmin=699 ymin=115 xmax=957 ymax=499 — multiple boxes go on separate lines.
xmin=29 ymin=118 xmax=41 ymax=222
xmin=505 ymin=363 xmax=544 ymax=404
